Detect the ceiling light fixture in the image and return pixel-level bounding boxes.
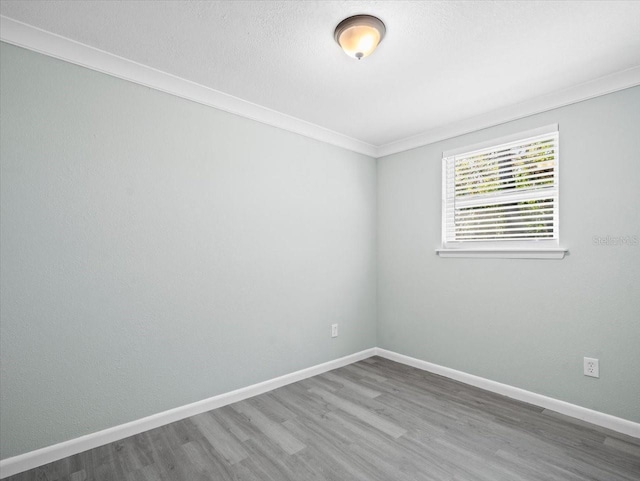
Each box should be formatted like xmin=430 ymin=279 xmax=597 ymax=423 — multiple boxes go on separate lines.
xmin=334 ymin=15 xmax=386 ymax=60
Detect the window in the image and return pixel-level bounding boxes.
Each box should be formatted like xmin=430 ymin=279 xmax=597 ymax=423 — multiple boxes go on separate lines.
xmin=438 ymin=124 xmax=566 ymax=258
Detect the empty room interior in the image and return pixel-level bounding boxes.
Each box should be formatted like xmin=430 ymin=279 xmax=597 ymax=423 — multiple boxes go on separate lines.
xmin=1 ymin=1 xmax=639 ymax=480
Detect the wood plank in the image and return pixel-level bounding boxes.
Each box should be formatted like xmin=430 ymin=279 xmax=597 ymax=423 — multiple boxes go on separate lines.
xmin=231 ymin=400 xmax=306 ymax=455
xmin=307 ymin=386 xmax=407 ymax=439
xmin=8 ymin=357 xmax=640 ymax=481
xmin=189 ymin=412 xmax=248 ymax=465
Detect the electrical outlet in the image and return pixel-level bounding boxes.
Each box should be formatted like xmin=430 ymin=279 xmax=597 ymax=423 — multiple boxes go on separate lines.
xmin=584 ymin=357 xmax=599 ymax=378
xmin=331 ymin=323 xmax=338 ymax=338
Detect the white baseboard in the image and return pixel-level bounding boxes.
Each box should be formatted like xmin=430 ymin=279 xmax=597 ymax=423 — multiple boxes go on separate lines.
xmin=375 ymin=348 xmax=640 ymax=439
xmin=0 ymin=348 xmax=376 ymax=479
xmin=3 ymin=346 xmax=638 ymax=478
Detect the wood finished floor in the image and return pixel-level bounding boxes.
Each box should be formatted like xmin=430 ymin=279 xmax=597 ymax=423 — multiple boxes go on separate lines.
xmin=7 ymin=357 xmax=640 ymax=481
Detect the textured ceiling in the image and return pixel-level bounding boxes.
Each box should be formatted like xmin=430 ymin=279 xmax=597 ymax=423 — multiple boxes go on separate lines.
xmin=1 ymin=0 xmax=639 ymax=147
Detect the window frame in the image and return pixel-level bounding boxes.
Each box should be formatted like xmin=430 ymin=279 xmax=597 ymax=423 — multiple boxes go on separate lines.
xmin=437 ymin=124 xmax=567 ymax=259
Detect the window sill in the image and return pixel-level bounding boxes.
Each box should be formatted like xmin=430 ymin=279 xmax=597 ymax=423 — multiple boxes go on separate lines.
xmin=436 ymin=248 xmax=568 ymax=259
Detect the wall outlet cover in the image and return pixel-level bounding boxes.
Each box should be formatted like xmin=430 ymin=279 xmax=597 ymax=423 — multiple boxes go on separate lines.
xmin=584 ymin=357 xmax=599 ymax=378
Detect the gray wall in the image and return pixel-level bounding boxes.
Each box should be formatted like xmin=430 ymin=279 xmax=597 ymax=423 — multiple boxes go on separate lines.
xmin=0 ymin=43 xmax=377 ymax=459
xmin=2 ymin=40 xmax=639 ymax=462
xmin=378 ymin=86 xmax=640 ymax=423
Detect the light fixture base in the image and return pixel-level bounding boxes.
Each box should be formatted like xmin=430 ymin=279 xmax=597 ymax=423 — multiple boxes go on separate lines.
xmin=334 ymin=15 xmax=386 ymax=60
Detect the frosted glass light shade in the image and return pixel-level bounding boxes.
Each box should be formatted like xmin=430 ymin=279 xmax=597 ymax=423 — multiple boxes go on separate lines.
xmin=334 ymin=15 xmax=386 ymax=60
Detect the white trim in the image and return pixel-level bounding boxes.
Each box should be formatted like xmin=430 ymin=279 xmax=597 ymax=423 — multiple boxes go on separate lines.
xmin=435 ymin=248 xmax=567 ymax=259
xmin=2 ymin=346 xmax=639 ymax=478
xmin=0 ymin=348 xmax=376 ymax=479
xmin=441 ymin=126 xmax=561 ymax=251
xmin=377 ymin=68 xmax=640 ymax=158
xmin=442 ymin=124 xmax=559 ymax=159
xmin=375 ymin=348 xmax=640 ymax=439
xmin=0 ymin=16 xmax=377 ymax=158
xmin=2 ymin=16 xmax=639 ymax=159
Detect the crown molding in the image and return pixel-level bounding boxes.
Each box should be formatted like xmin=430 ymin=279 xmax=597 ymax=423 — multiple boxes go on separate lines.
xmin=0 ymin=16 xmax=377 ymax=158
xmin=376 ymin=66 xmax=640 ymax=157
xmin=2 ymin=16 xmax=639 ymax=160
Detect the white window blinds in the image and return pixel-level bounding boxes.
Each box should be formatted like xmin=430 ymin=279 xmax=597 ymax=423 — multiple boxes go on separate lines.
xmin=442 ymin=125 xmax=559 ymax=248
